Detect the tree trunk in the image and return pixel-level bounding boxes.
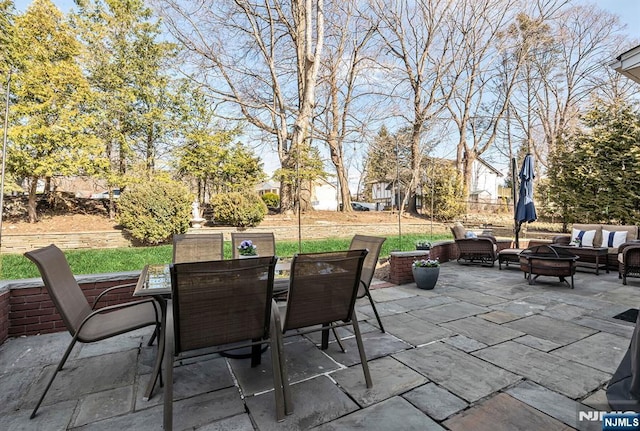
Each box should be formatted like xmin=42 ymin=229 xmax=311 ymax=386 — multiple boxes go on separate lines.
xmin=28 ymin=177 xmax=38 ymax=223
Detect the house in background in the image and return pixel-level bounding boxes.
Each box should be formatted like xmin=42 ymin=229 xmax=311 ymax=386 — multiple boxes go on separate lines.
xmin=310 ymin=179 xmax=339 ymax=211
xmin=368 ymin=156 xmax=506 ymax=209
xmin=256 ymin=181 xmax=280 ymax=196
xmin=256 ymin=179 xmax=339 ymax=211
xmin=469 ymin=156 xmax=504 ymax=204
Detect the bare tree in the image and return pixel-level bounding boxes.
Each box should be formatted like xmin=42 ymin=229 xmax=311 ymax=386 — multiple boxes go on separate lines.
xmin=369 ymin=0 xmax=456 ymax=214
xmin=510 ymin=3 xmax=628 ymax=170
xmin=442 ymin=0 xmax=534 ymax=206
xmin=313 ymin=0 xmax=377 ymax=211
xmin=153 ymin=0 xmax=324 ymax=212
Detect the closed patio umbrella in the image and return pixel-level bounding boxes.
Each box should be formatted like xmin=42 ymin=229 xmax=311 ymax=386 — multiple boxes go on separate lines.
xmin=514 ymin=153 xmax=537 ymax=248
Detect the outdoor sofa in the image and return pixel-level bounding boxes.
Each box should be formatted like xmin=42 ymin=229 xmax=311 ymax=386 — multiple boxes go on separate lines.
xmin=552 ymin=223 xmax=638 ymax=269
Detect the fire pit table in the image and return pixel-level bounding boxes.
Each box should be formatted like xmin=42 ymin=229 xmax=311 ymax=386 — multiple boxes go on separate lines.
xmin=519 ymin=245 xmax=579 ymax=289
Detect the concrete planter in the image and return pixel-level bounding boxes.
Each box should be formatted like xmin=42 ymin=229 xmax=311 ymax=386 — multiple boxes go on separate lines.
xmin=412 ymin=266 xmax=440 ymax=290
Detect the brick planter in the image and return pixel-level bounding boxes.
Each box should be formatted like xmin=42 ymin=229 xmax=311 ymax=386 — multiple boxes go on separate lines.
xmin=389 ymin=251 xmax=431 ymax=285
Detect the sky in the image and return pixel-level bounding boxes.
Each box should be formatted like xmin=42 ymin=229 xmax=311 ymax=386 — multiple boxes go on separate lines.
xmin=15 ymin=0 xmax=640 ymax=182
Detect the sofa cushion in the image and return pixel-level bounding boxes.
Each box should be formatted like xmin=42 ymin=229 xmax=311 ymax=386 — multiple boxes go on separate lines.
xmin=602 ymin=229 xmax=628 ymax=248
xmin=571 ymin=228 xmax=596 ymax=247
xmin=572 ymin=224 xmax=602 ymax=247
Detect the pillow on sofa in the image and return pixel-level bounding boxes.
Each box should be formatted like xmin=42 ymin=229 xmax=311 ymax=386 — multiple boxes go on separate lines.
xmin=571 ymin=228 xmax=596 ymax=247
xmin=602 ymin=229 xmax=627 ymax=248
xmin=465 ymin=231 xmax=477 ymax=238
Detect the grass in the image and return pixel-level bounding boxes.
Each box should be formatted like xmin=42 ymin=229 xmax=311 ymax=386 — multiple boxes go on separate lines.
xmin=0 ymin=233 xmax=451 ymax=280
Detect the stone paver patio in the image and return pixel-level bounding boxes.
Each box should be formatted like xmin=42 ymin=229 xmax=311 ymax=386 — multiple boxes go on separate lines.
xmin=0 ymin=262 xmax=637 ymax=430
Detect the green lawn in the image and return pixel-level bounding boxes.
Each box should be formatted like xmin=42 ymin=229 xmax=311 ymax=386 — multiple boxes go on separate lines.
xmin=0 ymin=233 xmax=451 ymax=280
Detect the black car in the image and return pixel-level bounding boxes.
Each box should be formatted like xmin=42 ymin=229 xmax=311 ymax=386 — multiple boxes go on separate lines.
xmin=351 ymin=202 xmax=370 ymax=211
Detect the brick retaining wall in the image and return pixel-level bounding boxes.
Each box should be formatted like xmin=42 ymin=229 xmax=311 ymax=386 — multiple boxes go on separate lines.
xmin=0 ymin=272 xmax=140 ymax=344
xmin=389 ymin=250 xmax=431 ymax=285
xmin=0 ymin=288 xmax=8 ymax=343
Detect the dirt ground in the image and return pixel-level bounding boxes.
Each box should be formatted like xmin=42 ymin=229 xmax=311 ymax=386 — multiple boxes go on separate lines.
xmin=0 ymin=210 xmax=434 ymax=235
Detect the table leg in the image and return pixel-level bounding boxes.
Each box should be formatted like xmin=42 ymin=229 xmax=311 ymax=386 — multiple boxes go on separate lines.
xmin=144 ymin=296 xmax=166 ymax=401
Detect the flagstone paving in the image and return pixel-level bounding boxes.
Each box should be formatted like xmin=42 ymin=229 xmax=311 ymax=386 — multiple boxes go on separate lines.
xmin=1 ymin=262 xmax=639 ymax=430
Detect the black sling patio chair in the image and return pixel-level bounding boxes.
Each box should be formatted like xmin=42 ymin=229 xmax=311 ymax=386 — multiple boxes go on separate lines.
xmin=349 ymin=234 xmax=387 ymax=332
xmin=172 ymin=233 xmax=224 ymax=263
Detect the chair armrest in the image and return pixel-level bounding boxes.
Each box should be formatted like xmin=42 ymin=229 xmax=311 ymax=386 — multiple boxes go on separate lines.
xmin=552 ymin=235 xmax=570 ymax=245
xmin=619 ymin=241 xmax=640 ymax=255
xmin=92 ymin=282 xmax=138 ymax=309
xmin=478 ymin=235 xmax=497 ymax=244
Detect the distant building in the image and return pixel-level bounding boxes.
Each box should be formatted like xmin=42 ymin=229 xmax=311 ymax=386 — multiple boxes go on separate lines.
xmin=368 ymin=156 xmax=506 ymax=208
xmin=469 ymin=156 xmax=504 ymax=204
xmin=256 ymin=181 xmax=280 ymax=196
xmin=256 ymin=179 xmax=339 ymax=211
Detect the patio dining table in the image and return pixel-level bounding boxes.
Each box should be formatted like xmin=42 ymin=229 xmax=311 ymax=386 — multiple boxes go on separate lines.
xmin=133 ymin=261 xmax=292 ymax=400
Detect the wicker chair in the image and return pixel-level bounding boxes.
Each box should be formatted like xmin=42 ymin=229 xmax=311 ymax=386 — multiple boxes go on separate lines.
xmin=455 ymin=237 xmax=498 ymax=266
xmin=24 ymin=245 xmax=160 ymax=419
xmin=618 ymin=243 xmax=640 ymax=285
xmin=349 ymin=234 xmax=387 ymax=332
xmin=163 ymin=256 xmax=287 ymax=430
xmin=231 ymin=232 xmax=276 ymax=258
xmin=278 ymin=250 xmax=371 ymax=414
xmin=172 ymin=233 xmax=224 ymax=263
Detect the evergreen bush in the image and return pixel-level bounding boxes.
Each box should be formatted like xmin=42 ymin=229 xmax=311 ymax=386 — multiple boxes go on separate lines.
xmin=211 ymin=192 xmax=267 ymax=227
xmin=117 ymin=179 xmax=192 ymax=245
xmin=261 ymin=192 xmax=280 ymax=209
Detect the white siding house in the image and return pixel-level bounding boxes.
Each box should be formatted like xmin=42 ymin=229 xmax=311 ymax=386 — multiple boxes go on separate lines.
xmin=469 ymin=157 xmax=504 ymax=203
xmin=311 ymin=180 xmax=339 ymax=211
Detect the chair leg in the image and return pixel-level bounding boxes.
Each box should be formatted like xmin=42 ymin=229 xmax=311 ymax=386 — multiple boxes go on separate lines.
xmin=332 ymin=327 xmax=346 ymax=353
xmin=363 ymin=285 xmax=385 ymax=332
xmin=269 ymin=325 xmax=286 ymax=421
xmin=163 ymin=303 xmax=175 ymax=431
xmin=351 ymin=315 xmax=372 ymax=388
xmin=271 ymin=302 xmax=292 ymax=415
xmin=30 ymin=336 xmax=78 ymax=419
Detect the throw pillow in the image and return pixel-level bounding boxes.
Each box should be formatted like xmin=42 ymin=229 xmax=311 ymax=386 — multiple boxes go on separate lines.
xmin=465 ymin=231 xmax=477 ymax=238
xmin=602 ymin=229 xmax=627 ymax=248
xmin=571 ymin=228 xmax=596 ymax=247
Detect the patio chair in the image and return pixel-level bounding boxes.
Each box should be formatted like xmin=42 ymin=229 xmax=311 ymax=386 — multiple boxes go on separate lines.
xmin=277 ymin=250 xmax=371 ymax=414
xmin=231 ymin=232 xmax=276 ymax=258
xmin=618 ymin=242 xmax=640 ymax=285
xmin=24 ymin=244 xmax=160 ymax=419
xmin=349 ymin=234 xmax=387 ymax=332
xmin=163 ymin=256 xmax=287 ymax=430
xmin=451 ymin=222 xmax=512 ymax=256
xmin=172 ymin=233 xmax=224 ymax=263
xmin=455 ymin=237 xmax=498 ymax=266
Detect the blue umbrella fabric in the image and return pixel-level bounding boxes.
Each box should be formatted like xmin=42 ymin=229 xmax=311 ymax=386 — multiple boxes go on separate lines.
xmin=515 ymin=154 xmax=537 ymax=247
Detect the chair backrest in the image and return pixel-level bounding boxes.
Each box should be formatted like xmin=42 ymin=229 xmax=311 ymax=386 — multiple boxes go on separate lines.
xmin=450 ymin=222 xmax=466 ymax=240
xmin=283 ymin=249 xmax=367 ymax=332
xmin=172 ymin=233 xmax=224 ymax=263
xmin=349 ymin=235 xmax=386 ymax=289
xmin=231 ymin=232 xmax=276 ymax=258
xmin=24 ymin=244 xmax=92 ymax=336
xmin=170 ymin=256 xmax=277 ymax=353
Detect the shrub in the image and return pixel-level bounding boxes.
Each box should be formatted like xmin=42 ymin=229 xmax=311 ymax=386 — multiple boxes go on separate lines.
xmin=211 ymin=192 xmax=267 ymax=227
xmin=117 ymin=179 xmax=192 ymax=245
xmin=261 ymin=192 xmax=280 ymax=209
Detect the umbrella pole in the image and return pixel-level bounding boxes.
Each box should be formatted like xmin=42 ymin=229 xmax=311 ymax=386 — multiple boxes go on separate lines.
xmin=512 ymin=158 xmax=519 ymax=248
